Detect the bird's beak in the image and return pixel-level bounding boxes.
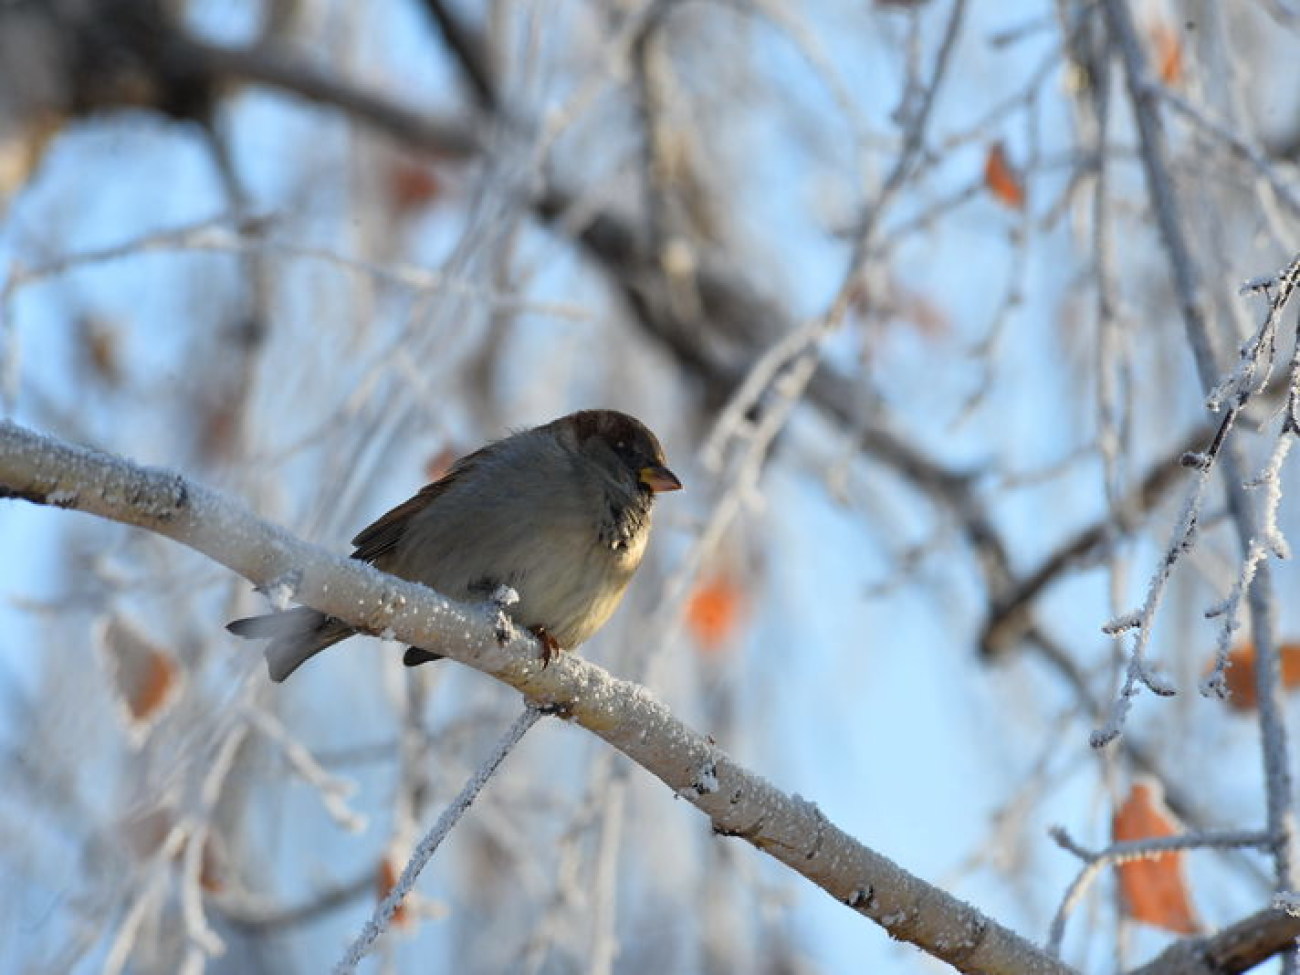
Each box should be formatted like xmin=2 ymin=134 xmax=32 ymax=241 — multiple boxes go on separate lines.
xmin=639 ymin=464 xmax=682 ymax=493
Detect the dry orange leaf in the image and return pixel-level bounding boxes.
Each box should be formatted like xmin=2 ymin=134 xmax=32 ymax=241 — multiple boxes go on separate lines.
xmin=1113 ymin=779 xmax=1199 ymax=934
xmin=895 ymin=286 xmax=950 ymax=337
xmin=1215 ymin=642 xmax=1300 ymax=711
xmin=686 ymin=573 xmax=745 ymax=652
xmin=386 ymin=158 xmax=443 ymax=216
xmin=376 ymin=855 xmax=411 ymax=928
xmin=983 ymin=142 xmax=1025 ymax=211
xmin=1148 ymin=21 xmax=1184 ymax=86
xmin=79 ymin=315 xmax=122 ymax=385
xmin=98 ymin=616 xmax=182 ymax=740
xmin=199 ymin=402 xmax=241 ymax=462
xmin=199 ymin=833 xmax=225 ymax=893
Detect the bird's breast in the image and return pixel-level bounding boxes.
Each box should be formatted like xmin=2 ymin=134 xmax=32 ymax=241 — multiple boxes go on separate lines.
xmin=381 ymin=479 xmax=650 ymax=649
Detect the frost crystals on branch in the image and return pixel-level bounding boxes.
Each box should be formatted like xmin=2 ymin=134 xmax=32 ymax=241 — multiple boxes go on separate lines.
xmin=1091 ymin=471 xmax=1205 ymax=749
xmin=1046 ymin=823 xmax=1267 ymax=955
xmin=1201 ymin=257 xmax=1300 ymax=698
xmin=333 ymin=705 xmax=541 ymax=973
xmin=1094 ymin=253 xmax=1300 ymax=746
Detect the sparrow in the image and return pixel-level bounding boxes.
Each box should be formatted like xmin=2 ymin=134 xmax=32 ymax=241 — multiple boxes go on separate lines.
xmin=228 ymin=410 xmax=681 ymax=681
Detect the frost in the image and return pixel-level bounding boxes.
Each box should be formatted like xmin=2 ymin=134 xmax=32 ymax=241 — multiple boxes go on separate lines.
xmin=485 ymin=586 xmax=520 ymax=645
xmin=846 ymin=886 xmax=873 ymax=910
xmin=689 ymin=760 xmax=719 ymax=797
xmin=490 ymin=585 xmax=520 ymax=607
xmin=1240 ymin=273 xmax=1273 ymax=294
xmin=1143 ymin=668 xmax=1176 ymax=697
xmin=1200 ymin=672 xmax=1229 ymax=700
xmin=675 ymin=759 xmax=721 ymax=800
xmin=1101 ymin=612 xmax=1140 ymax=635
xmin=1089 ymin=724 xmax=1120 ymax=749
xmin=1275 ymin=892 xmax=1300 ymax=917
xmin=1203 ymin=596 xmax=1231 ymax=619
xmin=264 ymin=570 xmax=302 ymax=611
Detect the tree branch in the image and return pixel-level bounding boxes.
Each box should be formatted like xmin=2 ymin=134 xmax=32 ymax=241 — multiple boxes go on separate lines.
xmin=415 ymin=0 xmax=499 ymax=113
xmin=1131 ymin=906 xmax=1300 ymax=975
xmin=177 ymin=36 xmax=479 ymax=158
xmin=1101 ymin=0 xmax=1299 ymax=922
xmin=0 ymin=419 xmax=1073 ymax=975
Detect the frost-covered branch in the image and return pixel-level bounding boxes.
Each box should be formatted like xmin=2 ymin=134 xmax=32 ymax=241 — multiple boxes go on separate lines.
xmin=335 ymin=706 xmax=542 ymax=973
xmin=1130 ymin=906 xmax=1300 ymax=975
xmin=1046 ymin=825 xmax=1269 ymax=956
xmin=1103 ymin=0 xmax=1299 ymax=928
xmin=0 ymin=419 xmax=1073 ymax=975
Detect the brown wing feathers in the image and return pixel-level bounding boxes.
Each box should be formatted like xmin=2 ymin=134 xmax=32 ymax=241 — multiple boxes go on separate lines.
xmin=349 ymin=453 xmax=479 ymax=563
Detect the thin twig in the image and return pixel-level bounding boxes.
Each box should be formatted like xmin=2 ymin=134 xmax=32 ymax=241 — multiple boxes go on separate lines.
xmin=1046 ymin=824 xmax=1269 ymax=956
xmin=334 ymin=706 xmax=542 ymax=973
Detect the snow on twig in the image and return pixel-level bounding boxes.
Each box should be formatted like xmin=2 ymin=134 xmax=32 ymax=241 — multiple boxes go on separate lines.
xmin=334 ymin=706 xmax=541 ymax=973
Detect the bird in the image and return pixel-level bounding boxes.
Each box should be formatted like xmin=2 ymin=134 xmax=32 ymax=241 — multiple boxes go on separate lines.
xmin=227 ymin=410 xmax=681 ymax=682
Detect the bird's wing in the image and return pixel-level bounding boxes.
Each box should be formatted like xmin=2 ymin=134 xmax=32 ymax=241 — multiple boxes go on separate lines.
xmin=349 ymin=448 xmax=487 ymax=564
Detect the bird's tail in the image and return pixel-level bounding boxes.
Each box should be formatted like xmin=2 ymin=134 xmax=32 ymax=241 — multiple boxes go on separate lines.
xmin=226 ymin=607 xmax=355 ymax=682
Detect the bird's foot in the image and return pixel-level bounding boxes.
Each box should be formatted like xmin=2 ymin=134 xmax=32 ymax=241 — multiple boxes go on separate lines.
xmin=529 ymin=626 xmax=562 ymax=666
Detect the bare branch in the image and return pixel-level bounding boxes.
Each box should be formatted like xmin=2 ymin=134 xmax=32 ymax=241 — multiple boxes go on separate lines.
xmin=415 ymin=0 xmax=499 ymax=113
xmin=1131 ymin=906 xmax=1300 ymax=975
xmin=176 ymin=36 xmax=479 ymax=158
xmin=335 ymin=706 xmax=542 ymax=972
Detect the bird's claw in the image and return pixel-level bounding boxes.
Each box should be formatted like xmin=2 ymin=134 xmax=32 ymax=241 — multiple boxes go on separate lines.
xmin=529 ymin=626 xmax=562 ymax=666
